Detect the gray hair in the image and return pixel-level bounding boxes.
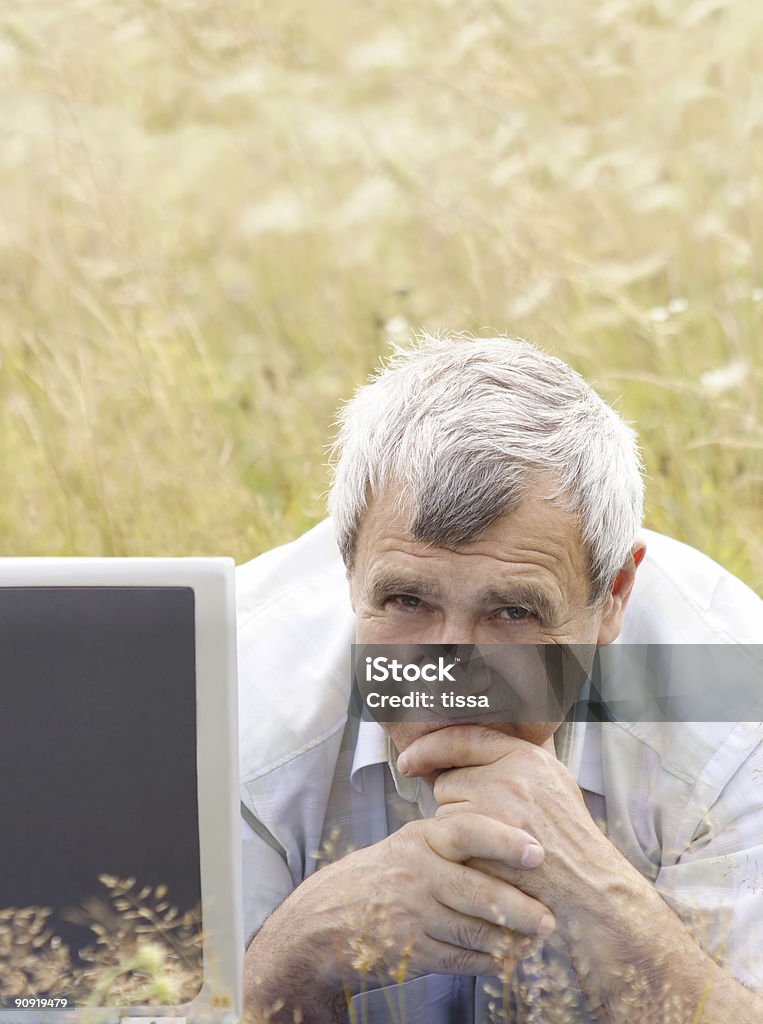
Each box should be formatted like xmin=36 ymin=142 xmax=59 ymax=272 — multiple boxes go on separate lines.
xmin=328 ymin=333 xmax=644 ymax=602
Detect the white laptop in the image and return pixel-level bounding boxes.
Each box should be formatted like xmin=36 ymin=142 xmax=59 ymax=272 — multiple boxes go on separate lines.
xmin=0 ymin=559 xmax=242 ymax=1024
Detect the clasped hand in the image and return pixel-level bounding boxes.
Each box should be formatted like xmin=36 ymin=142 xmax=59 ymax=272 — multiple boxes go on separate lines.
xmin=279 ymin=805 xmax=556 ymax=991
xmin=397 ymin=725 xmax=605 ymax=930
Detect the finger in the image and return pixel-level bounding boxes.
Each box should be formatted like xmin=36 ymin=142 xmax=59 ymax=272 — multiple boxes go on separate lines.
xmin=431 ymin=862 xmax=556 ymax=938
xmin=423 ymin=906 xmax=516 ymax=958
xmin=423 ymin=812 xmax=545 ymax=869
xmin=397 ymin=725 xmax=529 ymax=778
xmin=410 ymin=934 xmax=511 ymax=978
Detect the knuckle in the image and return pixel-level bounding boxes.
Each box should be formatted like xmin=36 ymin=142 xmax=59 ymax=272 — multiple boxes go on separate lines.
xmin=441 ymin=947 xmax=478 ymax=974
xmin=439 ymin=816 xmax=470 ymax=858
xmin=451 ymin=918 xmax=482 ymax=950
xmin=392 ymin=820 xmax=425 ymax=852
xmin=463 ymin=918 xmax=502 ymax=954
xmin=434 ymin=802 xmax=461 ymax=822
xmin=468 ymin=880 xmax=490 ymax=915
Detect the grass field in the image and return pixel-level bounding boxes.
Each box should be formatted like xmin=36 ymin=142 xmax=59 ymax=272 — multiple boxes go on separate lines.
xmin=0 ymin=0 xmax=760 ymax=591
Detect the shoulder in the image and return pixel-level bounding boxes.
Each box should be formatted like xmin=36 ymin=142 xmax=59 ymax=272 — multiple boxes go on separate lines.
xmin=606 ymin=530 xmax=762 ymax=844
xmin=236 ymin=519 xmax=355 ymax=782
xmin=621 ymin=528 xmax=761 ymax=644
xmin=236 ymin=518 xmax=345 ymax=618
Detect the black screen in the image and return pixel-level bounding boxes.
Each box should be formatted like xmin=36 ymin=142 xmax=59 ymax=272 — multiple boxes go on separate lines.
xmin=0 ymin=586 xmax=202 ymax=1005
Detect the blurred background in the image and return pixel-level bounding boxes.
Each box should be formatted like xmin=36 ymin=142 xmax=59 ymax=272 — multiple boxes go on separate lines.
xmin=0 ymin=0 xmax=760 ymax=591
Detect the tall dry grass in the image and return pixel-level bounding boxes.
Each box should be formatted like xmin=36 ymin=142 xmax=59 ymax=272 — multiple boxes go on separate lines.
xmin=0 ymin=877 xmax=203 ymax=1008
xmin=0 ymin=0 xmax=760 ymax=588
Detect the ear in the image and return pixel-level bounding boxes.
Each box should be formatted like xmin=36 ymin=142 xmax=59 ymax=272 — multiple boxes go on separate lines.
xmin=595 ymin=540 xmax=646 ymax=645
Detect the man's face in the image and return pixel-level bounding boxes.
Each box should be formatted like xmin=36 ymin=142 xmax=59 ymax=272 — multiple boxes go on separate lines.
xmin=347 ymin=484 xmax=635 ymax=756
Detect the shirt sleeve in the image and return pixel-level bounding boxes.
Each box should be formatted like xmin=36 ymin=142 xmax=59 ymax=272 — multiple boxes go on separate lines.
xmin=241 ymin=811 xmax=295 ymax=948
xmin=655 ymin=738 xmax=763 ymax=989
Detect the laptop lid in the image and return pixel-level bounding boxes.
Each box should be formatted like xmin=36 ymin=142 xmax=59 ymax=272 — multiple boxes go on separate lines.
xmin=0 ymin=558 xmax=242 ymax=1024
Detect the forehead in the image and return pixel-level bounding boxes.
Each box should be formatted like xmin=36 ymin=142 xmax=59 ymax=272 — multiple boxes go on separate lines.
xmin=353 ymin=486 xmax=591 ymax=608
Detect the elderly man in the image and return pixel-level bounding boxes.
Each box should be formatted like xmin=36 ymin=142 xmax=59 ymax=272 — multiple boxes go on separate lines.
xmin=238 ymin=335 xmax=762 ymax=1023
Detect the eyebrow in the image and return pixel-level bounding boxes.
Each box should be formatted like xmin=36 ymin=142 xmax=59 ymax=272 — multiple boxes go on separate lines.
xmin=366 ymin=573 xmax=559 ymax=625
xmin=366 ymin=573 xmax=442 ymax=605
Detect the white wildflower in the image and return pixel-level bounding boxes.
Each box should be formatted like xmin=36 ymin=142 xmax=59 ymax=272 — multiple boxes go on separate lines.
xmin=700 ymin=360 xmax=747 ymax=395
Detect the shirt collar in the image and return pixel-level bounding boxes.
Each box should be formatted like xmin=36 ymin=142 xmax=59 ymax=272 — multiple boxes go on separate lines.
xmin=351 ymin=716 xmax=388 ymax=786
xmin=350 ymin=718 xmax=431 ymax=806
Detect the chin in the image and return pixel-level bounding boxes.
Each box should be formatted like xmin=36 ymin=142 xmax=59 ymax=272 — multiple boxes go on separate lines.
xmin=382 ymin=721 xmax=451 ymax=756
xmin=383 ymin=720 xmax=558 ymax=758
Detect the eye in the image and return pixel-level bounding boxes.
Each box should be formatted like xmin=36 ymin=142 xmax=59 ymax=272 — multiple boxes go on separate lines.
xmin=495 ymin=606 xmax=532 ymax=621
xmin=388 ymin=594 xmax=424 ymax=609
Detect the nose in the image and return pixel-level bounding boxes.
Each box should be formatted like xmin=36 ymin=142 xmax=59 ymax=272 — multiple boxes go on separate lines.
xmin=431 ymin=618 xmax=480 ymax=647
xmin=439 ymin=642 xmax=477 ymax=666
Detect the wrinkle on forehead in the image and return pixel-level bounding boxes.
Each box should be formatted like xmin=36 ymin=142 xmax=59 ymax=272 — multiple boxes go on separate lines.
xmin=354 ymin=485 xmax=591 ymax=611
